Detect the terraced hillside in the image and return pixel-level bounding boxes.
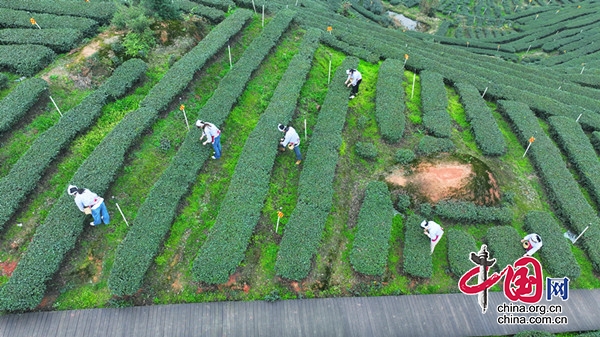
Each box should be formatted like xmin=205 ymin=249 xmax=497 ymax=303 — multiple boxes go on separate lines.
xmin=0 ymin=4 xmax=599 ymax=335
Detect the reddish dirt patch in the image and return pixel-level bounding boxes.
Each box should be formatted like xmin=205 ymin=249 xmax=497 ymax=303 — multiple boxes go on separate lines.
xmin=290 ymin=281 xmax=301 ymax=293
xmin=243 ymin=283 xmax=250 ymax=294
xmin=0 ymin=260 xmax=18 ymax=276
xmin=171 ymin=274 xmax=183 ymax=293
xmin=387 ymin=162 xmax=473 ymax=203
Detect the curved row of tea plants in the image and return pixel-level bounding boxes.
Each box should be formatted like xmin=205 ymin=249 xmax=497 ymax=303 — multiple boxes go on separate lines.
xmin=420 ymin=71 xmax=451 ymax=138
xmin=349 ymin=181 xmax=395 ymax=276
xmin=375 ymin=58 xmax=406 ymax=143
xmin=0 ymin=44 xmax=55 ymax=76
xmin=0 ymin=0 xmax=115 ymax=25
xmin=178 ymin=0 xmax=225 ymax=23
xmin=498 ymin=100 xmax=600 ymax=273
xmin=524 ymin=211 xmax=581 ymax=280
xmin=454 ymin=82 xmax=506 ymax=156
xmin=0 ymin=59 xmax=147 ymax=232
xmin=0 ymin=8 xmax=99 ymax=36
xmin=274 ymin=57 xmax=357 ymax=281
xmin=190 ymin=25 xmax=320 ymax=286
xmin=0 ymin=78 xmax=47 ymax=134
xmin=547 ymin=116 xmax=600 ymax=208
xmin=105 ymin=9 xmax=255 ymax=295
xmin=0 ymin=28 xmax=83 ymax=53
xmin=430 ymin=201 xmax=513 ymax=224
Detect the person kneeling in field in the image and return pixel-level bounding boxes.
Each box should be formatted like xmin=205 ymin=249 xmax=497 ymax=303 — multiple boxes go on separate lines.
xmin=521 ymin=233 xmax=542 ymax=257
xmin=68 ymin=185 xmax=110 ymax=227
xmin=278 ymin=123 xmax=302 ymax=165
xmin=421 ymin=219 xmax=444 ymax=254
xmin=196 ymin=120 xmax=222 ymax=159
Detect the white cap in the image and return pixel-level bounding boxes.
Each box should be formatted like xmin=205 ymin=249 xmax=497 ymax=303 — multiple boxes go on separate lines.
xmin=195 ymin=120 xmax=203 ymax=128
xmin=420 ymin=220 xmax=428 ymax=229
xmin=346 ymin=69 xmax=351 ymax=75
xmin=67 ymin=185 xmax=78 ymax=195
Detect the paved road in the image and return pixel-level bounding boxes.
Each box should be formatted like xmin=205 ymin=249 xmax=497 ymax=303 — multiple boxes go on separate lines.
xmin=1 ymin=290 xmax=598 ymax=337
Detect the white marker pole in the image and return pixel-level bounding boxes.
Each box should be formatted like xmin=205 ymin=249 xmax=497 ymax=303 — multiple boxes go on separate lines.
xmin=275 ymin=216 xmax=280 ymax=233
xmin=328 ymin=56 xmax=332 ymax=84
xmin=411 ymin=73 xmax=416 ymax=99
xmin=251 ymin=0 xmax=256 ymax=13
xmin=481 ymin=86 xmax=488 ymax=98
xmin=304 ymin=118 xmax=307 ymax=141
xmin=49 ymin=96 xmax=63 ymax=117
xmin=182 ymin=109 xmax=190 ymax=131
xmin=228 ymin=44 xmax=232 ymax=69
xmin=115 ymin=203 xmax=130 ymax=227
xmin=572 ymin=226 xmax=589 ymax=244
xmin=580 ymin=66 xmax=585 ymax=74
xmin=522 ymin=142 xmax=532 ymax=158
xmin=262 ymin=5 xmax=265 ymax=27
xmin=576 ymin=113 xmax=582 ymax=122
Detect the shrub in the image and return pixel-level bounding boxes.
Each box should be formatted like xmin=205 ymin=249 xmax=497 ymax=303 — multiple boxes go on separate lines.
xmin=350 ymin=181 xmax=395 ymax=276
xmin=485 ymin=226 xmax=522 ymax=273
xmin=106 ymin=9 xmax=254 ymax=295
xmin=403 ymin=213 xmax=432 ymax=278
xmin=0 ymin=73 xmax=6 ymax=89
xmin=454 ymin=82 xmax=506 ymax=156
xmin=275 ymin=57 xmax=359 ymax=281
xmin=446 ymin=229 xmax=478 ymax=277
xmin=415 ymin=135 xmax=455 ymax=156
xmin=396 ymin=193 xmax=411 ymax=213
xmin=592 ymin=131 xmax=600 ymax=154
xmin=319 ymin=33 xmax=380 ymax=64
xmin=513 ymin=331 xmax=554 ymax=337
xmin=420 ymin=71 xmax=451 ymax=138
xmin=0 ymin=45 xmax=55 ymax=76
xmin=432 ymin=200 xmax=513 ymax=224
xmin=142 ymin=0 xmax=180 ymax=20
xmin=355 ymin=141 xmax=377 ymax=160
xmin=0 ymin=28 xmax=84 ymax=53
xmin=189 ymin=0 xmax=235 ymax=12
xmin=523 ymin=211 xmax=580 ymax=280
xmin=395 ymin=149 xmax=415 ymax=165
xmin=376 ymin=58 xmax=406 ymax=143
xmin=0 ymin=78 xmax=47 ymax=134
xmin=178 ymin=0 xmax=225 ymax=23
xmin=111 ymin=5 xmax=154 ymax=34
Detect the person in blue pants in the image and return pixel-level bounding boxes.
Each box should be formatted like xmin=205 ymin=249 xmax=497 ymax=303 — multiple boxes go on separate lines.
xmin=68 ymin=185 xmax=110 ymax=226
xmin=196 ymin=120 xmax=222 ymax=159
xmin=278 ymin=123 xmax=302 ymax=165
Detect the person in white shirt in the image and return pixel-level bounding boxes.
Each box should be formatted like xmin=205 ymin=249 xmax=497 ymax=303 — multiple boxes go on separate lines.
xmin=420 ymin=220 xmax=444 ymax=254
xmin=521 ymin=233 xmax=543 ymax=256
xmin=344 ymin=68 xmax=362 ymax=100
xmin=196 ymin=120 xmax=222 ymax=159
xmin=68 ymin=185 xmax=110 ymax=226
xmin=278 ymin=123 xmax=302 ymax=165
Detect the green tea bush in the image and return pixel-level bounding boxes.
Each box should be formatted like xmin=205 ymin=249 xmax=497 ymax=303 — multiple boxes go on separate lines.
xmin=403 ymin=213 xmax=432 ymax=278
xmin=446 ymin=229 xmax=478 ymax=277
xmin=524 ymin=211 xmax=580 ymax=280
xmin=0 ymin=44 xmax=55 ymax=76
xmin=548 ymin=116 xmax=600 ymax=207
xmin=454 ymin=82 xmax=506 ymax=156
xmin=0 ymin=73 xmax=6 ymax=89
xmin=0 ymin=59 xmax=147 ymax=311
xmin=396 ymin=193 xmax=411 ymax=213
xmin=111 ymin=5 xmax=154 ymax=34
xmin=433 ymin=201 xmax=513 ymax=224
xmin=0 ymin=28 xmax=84 ymax=53
xmin=485 ymin=226 xmax=522 ymax=272
xmin=275 ymin=57 xmax=358 ymax=281
xmin=0 ymin=78 xmax=47 ymax=134
xmin=0 ymin=0 xmax=116 ymax=25
xmin=350 ymin=181 xmax=394 ymax=276
xmin=395 ymin=149 xmax=415 ymax=165
xmin=592 ymin=131 xmax=600 ymax=153
xmin=499 ymin=100 xmax=600 ymax=273
xmin=178 ymin=0 xmax=225 ymax=22
xmin=420 ymin=71 xmax=451 ymax=138
xmin=319 ymin=33 xmax=380 ymax=64
xmin=514 ymin=331 xmax=554 ymax=337
xmin=189 ymin=0 xmax=235 ymax=12
xmin=0 ymin=9 xmax=98 ymax=37
xmin=107 ymin=9 xmax=255 ymax=294
xmin=355 ymin=141 xmax=377 ymax=160
xmin=375 ymin=58 xmax=405 ymax=143
xmin=415 ymin=135 xmax=455 ymax=156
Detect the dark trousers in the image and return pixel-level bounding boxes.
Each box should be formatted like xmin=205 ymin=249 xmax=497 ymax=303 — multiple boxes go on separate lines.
xmin=351 ymin=79 xmax=362 ymax=95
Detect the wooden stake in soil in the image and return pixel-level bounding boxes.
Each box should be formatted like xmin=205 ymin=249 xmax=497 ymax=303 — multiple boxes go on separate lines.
xmin=116 ymin=203 xmax=130 ymax=227
xmin=522 ymin=136 xmax=535 ymax=158
xmin=276 ymin=211 xmax=283 ymax=233
xmin=228 ymin=44 xmax=232 ymax=69
xmin=49 ymin=96 xmax=63 ymax=117
xmin=411 ymin=73 xmax=416 ymax=99
xmin=180 ymin=104 xmax=190 ymax=131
